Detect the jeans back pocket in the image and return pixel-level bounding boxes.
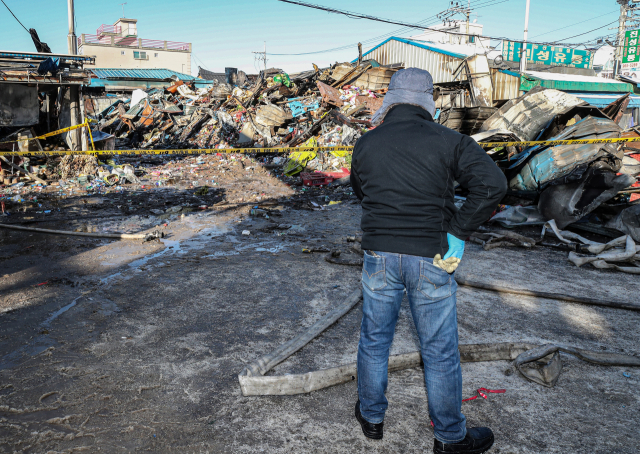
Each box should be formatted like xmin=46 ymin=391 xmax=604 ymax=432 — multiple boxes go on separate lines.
xmin=417 ymin=260 xmax=456 ymax=301
xmin=362 ymin=251 xmax=387 ymax=292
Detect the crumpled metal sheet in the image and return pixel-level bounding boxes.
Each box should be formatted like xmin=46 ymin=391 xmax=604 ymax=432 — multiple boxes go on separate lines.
xmin=210 ymin=83 xmax=233 ymax=100
xmin=538 ymin=169 xmax=634 ymax=228
xmin=606 ymin=204 xmax=640 ymax=243
xmin=254 ymin=104 xmax=292 ymax=127
xmin=471 ymin=128 xmax=520 ymax=143
xmin=509 ymin=116 xmax=623 ymax=191
xmin=489 ymin=206 xmax=547 ymax=227
xmin=121 ymin=101 xmax=145 ymax=120
xmin=479 ymin=89 xmax=586 ymax=141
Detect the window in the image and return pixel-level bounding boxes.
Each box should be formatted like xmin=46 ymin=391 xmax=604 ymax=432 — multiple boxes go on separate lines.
xmin=121 ymin=51 xmax=125 ymax=55
xmin=154 ymin=53 xmax=159 ymax=58
xmin=134 ymin=51 xmax=147 ymax=60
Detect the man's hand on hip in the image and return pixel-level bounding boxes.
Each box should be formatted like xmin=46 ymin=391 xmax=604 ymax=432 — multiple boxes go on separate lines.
xmin=433 ymin=234 xmax=465 ymax=274
xmin=443 ymin=233 xmax=465 ymax=260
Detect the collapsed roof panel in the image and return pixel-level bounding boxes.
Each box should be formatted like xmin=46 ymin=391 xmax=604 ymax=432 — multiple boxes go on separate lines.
xmin=480 ymin=89 xmax=586 ymax=141
xmin=509 ymin=116 xmax=623 ymax=191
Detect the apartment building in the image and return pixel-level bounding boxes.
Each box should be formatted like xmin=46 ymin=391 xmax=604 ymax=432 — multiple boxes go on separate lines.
xmin=78 ymin=18 xmax=191 ymax=74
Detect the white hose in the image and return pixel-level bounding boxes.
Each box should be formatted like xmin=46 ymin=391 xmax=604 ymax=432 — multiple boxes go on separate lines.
xmin=0 ymin=223 xmax=161 ymax=240
xmin=240 ymin=343 xmax=537 ymax=396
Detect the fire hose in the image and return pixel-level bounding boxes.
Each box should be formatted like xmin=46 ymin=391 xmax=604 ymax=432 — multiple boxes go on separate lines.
xmin=239 ymin=288 xmax=640 ymax=396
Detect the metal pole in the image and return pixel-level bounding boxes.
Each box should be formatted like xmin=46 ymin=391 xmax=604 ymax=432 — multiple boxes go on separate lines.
xmin=519 ymin=0 xmax=531 ymax=73
xmin=466 ymin=0 xmax=471 ymax=44
xmin=67 ymin=0 xmax=77 ymax=54
xmin=67 ymin=0 xmax=82 ymax=151
xmin=263 ymin=42 xmax=267 ymax=71
xmin=614 ymin=0 xmax=628 ymax=77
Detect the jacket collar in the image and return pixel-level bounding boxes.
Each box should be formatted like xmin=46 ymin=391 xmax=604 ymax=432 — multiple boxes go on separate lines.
xmin=381 ymin=104 xmax=434 ymax=124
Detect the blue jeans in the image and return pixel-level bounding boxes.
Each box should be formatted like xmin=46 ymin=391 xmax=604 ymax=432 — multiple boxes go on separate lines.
xmin=357 ymin=250 xmax=467 ymax=443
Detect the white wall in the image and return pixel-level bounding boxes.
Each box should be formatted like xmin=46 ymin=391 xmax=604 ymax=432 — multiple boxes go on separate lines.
xmin=80 ymin=44 xmax=191 ymax=74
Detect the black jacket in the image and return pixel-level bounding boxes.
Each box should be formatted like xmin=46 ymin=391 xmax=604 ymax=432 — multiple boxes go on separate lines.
xmin=350 ymin=104 xmax=507 ymax=258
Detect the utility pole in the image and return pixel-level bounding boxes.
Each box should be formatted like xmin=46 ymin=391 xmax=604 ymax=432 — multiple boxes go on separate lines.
xmin=252 ymin=42 xmax=268 ymax=75
xmin=614 ymin=0 xmax=629 ymax=77
xmin=67 ymin=0 xmax=82 ymax=151
xmin=466 ymin=0 xmax=471 ymax=42
xmin=67 ymin=0 xmax=77 ymax=55
xmin=519 ymin=0 xmax=531 ymax=73
xmin=437 ymin=2 xmax=472 ymax=44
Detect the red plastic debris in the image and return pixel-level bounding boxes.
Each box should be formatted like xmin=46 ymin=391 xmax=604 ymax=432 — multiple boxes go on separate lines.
xmin=462 ymin=388 xmax=506 ymax=402
xmin=300 ymin=167 xmax=350 ymax=187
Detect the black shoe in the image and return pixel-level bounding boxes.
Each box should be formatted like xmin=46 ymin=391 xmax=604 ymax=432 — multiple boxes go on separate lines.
xmin=354 ymin=400 xmax=383 ymax=440
xmin=433 ymin=427 xmax=494 ymax=454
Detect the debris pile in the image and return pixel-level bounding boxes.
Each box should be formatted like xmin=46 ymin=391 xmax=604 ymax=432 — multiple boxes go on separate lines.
xmin=58 ymin=155 xmax=99 ymax=180
xmin=2 ymin=59 xmax=639 ymax=275
xmin=468 ymin=88 xmax=640 ymax=273
xmin=89 ymin=62 xmax=394 ymax=169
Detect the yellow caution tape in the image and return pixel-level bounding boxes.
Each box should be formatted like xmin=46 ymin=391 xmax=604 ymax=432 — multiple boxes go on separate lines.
xmin=0 ymin=122 xmax=90 ymax=146
xmin=1 ymin=136 xmax=640 ymax=157
xmin=478 ymin=136 xmax=640 ymax=148
xmin=0 ymin=146 xmax=353 ymax=157
xmin=35 ymin=122 xmax=90 ymax=140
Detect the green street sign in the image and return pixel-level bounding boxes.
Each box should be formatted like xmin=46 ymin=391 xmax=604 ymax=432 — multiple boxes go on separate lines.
xmin=502 ymin=41 xmax=593 ymax=69
xmin=622 ymin=29 xmax=640 ymax=64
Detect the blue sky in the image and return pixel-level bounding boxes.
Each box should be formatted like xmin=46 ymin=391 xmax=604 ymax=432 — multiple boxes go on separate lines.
xmin=0 ymin=0 xmax=621 ymax=75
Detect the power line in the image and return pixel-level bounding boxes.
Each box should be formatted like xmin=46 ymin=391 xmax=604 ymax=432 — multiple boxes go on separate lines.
xmin=268 ymin=0 xmax=510 ymax=56
xmin=1 ymin=0 xmax=29 ymax=33
xmin=550 ymin=20 xmax=620 ymax=44
xmin=192 ymin=53 xmax=209 ymax=71
xmin=276 ymin=0 xmax=508 ymax=40
xmin=529 ymin=10 xmax=619 ymax=39
xmin=276 ymin=0 xmax=611 ymax=49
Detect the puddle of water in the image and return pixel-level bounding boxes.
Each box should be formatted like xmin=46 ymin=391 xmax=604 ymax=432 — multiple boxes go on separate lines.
xmin=100 ymin=216 xmax=231 ymax=285
xmin=202 ymin=251 xmax=240 ymax=258
xmin=42 ymin=298 xmax=79 ymax=327
xmin=236 ymin=240 xmax=291 ymax=254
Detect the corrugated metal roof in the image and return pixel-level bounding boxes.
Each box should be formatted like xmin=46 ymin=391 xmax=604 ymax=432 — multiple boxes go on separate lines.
xmin=492 ymin=68 xmax=520 ymax=101
xmin=568 ymin=92 xmax=640 ymax=108
xmin=362 ymin=37 xmax=467 ymax=60
xmin=522 ymin=71 xmax=633 ymax=93
xmin=359 ymin=37 xmax=465 ymax=84
xmin=91 ymin=68 xmax=197 ymax=80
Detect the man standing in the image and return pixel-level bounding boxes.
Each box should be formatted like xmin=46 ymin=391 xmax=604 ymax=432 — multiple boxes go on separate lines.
xmin=350 ymin=68 xmax=507 ymax=454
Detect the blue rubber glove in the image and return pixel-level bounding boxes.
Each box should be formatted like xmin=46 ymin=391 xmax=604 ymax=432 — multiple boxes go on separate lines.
xmin=443 ymin=233 xmax=465 ymax=260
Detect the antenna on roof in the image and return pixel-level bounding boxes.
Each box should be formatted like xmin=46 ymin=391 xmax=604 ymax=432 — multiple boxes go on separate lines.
xmin=120 ymin=2 xmax=127 ymax=18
